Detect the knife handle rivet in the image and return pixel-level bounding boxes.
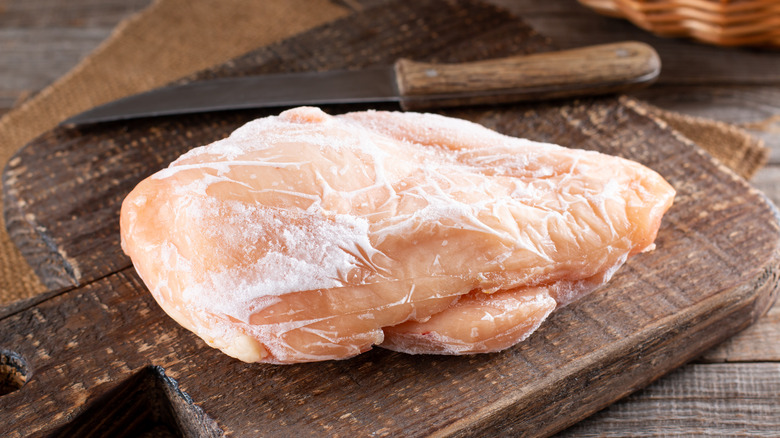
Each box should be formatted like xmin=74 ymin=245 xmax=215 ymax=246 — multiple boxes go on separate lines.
xmin=425 ymin=69 xmax=439 ymax=78
xmin=615 ymin=48 xmax=630 ymax=58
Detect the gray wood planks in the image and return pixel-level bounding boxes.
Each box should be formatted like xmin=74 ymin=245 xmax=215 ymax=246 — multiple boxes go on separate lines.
xmin=559 ymin=362 xmax=780 ymax=437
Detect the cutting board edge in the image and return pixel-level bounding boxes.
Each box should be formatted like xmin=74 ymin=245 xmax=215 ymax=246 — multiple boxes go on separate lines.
xmin=432 ymin=248 xmax=780 ymax=438
xmin=2 ymin=253 xmax=776 ymax=438
xmin=2 ymin=157 xmax=80 ymax=291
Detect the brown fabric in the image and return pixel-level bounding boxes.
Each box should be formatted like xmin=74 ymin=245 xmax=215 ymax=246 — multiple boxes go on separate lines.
xmin=0 ymin=0 xmax=766 ymax=304
xmin=637 ymin=102 xmax=769 ymax=180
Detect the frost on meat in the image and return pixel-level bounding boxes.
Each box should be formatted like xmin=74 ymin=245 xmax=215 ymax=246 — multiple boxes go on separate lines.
xmin=120 ymin=107 xmax=675 ymax=364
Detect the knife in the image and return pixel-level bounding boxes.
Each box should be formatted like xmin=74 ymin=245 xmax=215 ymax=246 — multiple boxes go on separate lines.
xmin=62 ymin=41 xmax=660 ymax=126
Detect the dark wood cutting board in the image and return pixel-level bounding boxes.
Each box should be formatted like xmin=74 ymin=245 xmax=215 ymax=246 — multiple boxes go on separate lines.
xmin=2 ymin=1 xmax=779 ymax=436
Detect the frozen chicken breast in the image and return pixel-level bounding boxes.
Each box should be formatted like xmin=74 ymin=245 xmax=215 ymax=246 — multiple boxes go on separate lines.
xmin=120 ymin=107 xmax=675 ymax=364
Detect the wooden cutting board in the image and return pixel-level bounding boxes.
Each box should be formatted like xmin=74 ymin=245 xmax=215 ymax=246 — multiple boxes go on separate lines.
xmin=1 ymin=1 xmax=779 ymax=436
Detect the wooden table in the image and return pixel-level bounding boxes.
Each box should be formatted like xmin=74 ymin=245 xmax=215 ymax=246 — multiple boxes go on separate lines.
xmin=1 ymin=0 xmax=778 ymax=435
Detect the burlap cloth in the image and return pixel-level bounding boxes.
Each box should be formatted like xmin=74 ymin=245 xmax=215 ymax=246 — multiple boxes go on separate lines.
xmin=0 ymin=0 xmax=767 ymax=305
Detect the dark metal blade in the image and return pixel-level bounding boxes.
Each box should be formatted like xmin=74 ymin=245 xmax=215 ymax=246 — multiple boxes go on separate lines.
xmin=62 ymin=67 xmax=400 ymax=125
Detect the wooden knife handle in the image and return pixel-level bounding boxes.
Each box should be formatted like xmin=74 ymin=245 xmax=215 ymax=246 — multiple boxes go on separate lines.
xmin=394 ymin=41 xmax=660 ymax=111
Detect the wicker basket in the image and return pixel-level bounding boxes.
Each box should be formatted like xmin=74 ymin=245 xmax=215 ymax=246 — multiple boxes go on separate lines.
xmin=578 ymin=0 xmax=780 ymax=47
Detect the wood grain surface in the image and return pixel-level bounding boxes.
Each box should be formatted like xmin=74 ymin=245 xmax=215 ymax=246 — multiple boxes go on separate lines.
xmin=1 ymin=0 xmax=779 ymax=436
xmin=558 ymin=362 xmax=780 ymax=437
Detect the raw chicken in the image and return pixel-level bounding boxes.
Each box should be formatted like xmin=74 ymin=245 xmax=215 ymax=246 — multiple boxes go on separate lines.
xmin=120 ymin=106 xmax=675 ymax=364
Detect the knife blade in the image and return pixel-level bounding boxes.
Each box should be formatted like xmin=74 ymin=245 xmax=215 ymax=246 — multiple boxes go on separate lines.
xmin=62 ymin=41 xmax=660 ymax=126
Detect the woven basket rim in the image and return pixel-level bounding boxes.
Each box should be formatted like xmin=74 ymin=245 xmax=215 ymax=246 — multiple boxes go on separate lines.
xmin=579 ymin=0 xmax=780 ymax=46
